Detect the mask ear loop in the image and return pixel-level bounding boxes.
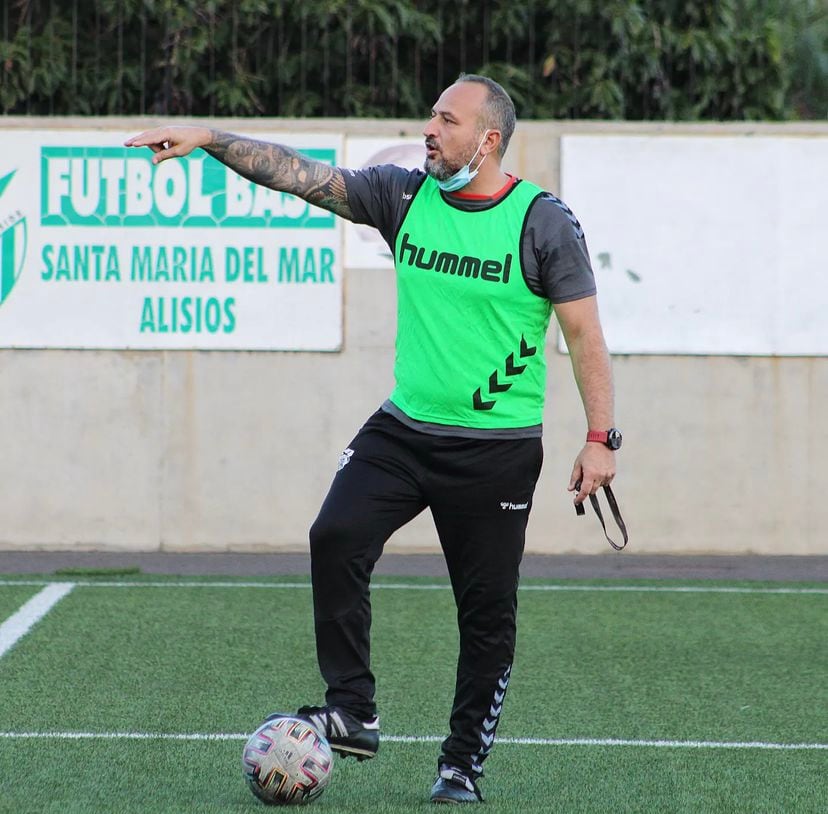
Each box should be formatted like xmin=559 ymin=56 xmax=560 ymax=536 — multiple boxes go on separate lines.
xmin=469 ymin=130 xmax=491 ymax=173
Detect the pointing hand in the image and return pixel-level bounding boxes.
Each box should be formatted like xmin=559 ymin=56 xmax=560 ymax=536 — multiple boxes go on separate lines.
xmin=124 ymin=126 xmax=212 ymax=164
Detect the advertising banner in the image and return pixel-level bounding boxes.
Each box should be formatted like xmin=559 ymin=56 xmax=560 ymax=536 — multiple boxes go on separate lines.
xmin=0 ymin=131 xmax=343 ymax=350
xmin=561 ymin=134 xmax=828 ymax=356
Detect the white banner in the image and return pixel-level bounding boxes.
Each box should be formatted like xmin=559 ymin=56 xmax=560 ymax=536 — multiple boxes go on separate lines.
xmin=0 ymin=131 xmax=343 ymax=350
xmin=561 ymin=134 xmax=828 ymax=356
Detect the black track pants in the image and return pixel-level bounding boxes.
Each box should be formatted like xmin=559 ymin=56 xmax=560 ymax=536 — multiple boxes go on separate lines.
xmin=308 ymin=409 xmax=543 ymax=776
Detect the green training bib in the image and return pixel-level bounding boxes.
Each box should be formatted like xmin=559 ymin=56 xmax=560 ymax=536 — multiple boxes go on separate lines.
xmin=389 ymin=176 xmax=552 ymax=429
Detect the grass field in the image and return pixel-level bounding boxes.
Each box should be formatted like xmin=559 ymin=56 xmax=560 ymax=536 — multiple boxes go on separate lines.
xmin=0 ymin=573 xmax=825 ymax=813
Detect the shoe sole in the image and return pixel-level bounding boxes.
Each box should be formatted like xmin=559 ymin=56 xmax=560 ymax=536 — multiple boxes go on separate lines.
xmin=430 ymin=797 xmax=478 ymax=805
xmin=330 ymin=743 xmax=377 ymax=761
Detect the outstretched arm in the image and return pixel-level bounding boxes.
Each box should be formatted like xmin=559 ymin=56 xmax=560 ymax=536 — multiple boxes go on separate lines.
xmin=554 ymin=295 xmax=617 ymax=507
xmin=124 ymin=126 xmax=353 ymax=220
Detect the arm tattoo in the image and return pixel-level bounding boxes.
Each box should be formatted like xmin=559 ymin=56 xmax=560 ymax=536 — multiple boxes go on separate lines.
xmin=203 ymin=130 xmax=353 ymax=221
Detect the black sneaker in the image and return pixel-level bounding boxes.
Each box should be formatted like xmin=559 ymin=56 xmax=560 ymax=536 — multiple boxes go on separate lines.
xmin=293 ymin=705 xmax=380 ymax=761
xmin=430 ymin=765 xmax=483 ymax=804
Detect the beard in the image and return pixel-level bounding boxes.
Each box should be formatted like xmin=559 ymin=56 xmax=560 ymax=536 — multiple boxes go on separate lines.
xmin=424 ymin=136 xmax=480 ymax=181
xmin=424 ymin=153 xmax=460 ymax=181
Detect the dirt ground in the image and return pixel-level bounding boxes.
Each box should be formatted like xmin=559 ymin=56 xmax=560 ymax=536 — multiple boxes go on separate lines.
xmin=0 ymin=551 xmax=826 ymax=582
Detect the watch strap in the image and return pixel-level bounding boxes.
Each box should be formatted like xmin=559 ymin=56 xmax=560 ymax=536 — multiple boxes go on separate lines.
xmin=586 ymin=430 xmax=609 ymax=444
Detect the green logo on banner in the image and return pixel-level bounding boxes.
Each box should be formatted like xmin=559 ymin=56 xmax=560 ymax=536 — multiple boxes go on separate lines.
xmin=40 ymin=147 xmax=336 ymax=229
xmin=0 ymin=170 xmax=27 ymax=308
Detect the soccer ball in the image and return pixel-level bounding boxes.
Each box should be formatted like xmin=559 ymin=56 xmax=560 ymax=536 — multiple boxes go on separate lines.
xmin=242 ymin=716 xmax=334 ymax=805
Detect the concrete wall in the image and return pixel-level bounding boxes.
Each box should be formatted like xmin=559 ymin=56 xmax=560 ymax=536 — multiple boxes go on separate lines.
xmin=1 ymin=116 xmax=826 ymax=555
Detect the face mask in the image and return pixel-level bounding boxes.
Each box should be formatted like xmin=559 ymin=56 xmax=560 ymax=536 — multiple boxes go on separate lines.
xmin=436 ymin=130 xmax=490 ymax=192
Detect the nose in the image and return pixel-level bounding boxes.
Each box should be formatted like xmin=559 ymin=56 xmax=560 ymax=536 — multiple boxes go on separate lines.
xmin=423 ymin=117 xmax=438 ymax=140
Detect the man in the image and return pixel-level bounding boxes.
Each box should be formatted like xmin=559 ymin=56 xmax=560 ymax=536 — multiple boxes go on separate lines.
xmin=126 ymin=74 xmax=619 ymax=805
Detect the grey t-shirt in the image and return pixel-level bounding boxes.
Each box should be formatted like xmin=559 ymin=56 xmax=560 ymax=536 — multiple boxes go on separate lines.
xmin=341 ymin=165 xmax=597 ymax=438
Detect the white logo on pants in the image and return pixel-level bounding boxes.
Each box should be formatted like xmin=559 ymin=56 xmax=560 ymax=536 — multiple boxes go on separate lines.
xmin=337 ymin=448 xmax=355 ymax=472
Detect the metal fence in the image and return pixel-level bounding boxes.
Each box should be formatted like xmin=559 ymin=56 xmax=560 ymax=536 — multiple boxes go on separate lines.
xmin=2 ymin=0 xmax=820 ymax=120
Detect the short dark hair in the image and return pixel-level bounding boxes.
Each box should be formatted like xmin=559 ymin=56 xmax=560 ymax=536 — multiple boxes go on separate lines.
xmin=456 ymin=74 xmax=516 ymax=158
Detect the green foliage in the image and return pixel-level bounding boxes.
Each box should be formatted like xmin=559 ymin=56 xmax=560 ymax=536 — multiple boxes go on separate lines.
xmin=782 ymin=0 xmax=828 ymax=117
xmin=0 ymin=0 xmax=825 ymax=119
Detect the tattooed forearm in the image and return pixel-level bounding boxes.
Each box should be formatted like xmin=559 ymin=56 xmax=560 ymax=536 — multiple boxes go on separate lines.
xmin=203 ymin=130 xmax=353 ymax=221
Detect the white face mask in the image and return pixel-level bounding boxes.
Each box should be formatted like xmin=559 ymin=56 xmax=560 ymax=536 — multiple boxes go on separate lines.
xmin=436 ymin=130 xmax=490 ymax=192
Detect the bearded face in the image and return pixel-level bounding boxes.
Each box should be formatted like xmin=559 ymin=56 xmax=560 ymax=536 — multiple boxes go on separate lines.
xmin=424 ymin=129 xmax=486 ymax=181
xmin=423 ymin=133 xmax=482 ymax=181
xmin=422 ymin=81 xmax=497 ymax=187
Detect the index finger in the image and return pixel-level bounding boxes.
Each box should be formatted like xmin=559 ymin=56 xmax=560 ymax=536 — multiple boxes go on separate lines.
xmin=123 ymin=128 xmax=170 ymax=148
xmin=124 ymin=135 xmax=181 ymax=165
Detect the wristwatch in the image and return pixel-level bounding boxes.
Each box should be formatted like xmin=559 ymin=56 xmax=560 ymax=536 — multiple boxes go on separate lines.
xmin=586 ymin=428 xmax=623 ymax=450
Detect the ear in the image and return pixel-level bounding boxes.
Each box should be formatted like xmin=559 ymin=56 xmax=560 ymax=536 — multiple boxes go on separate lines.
xmin=481 ymin=129 xmax=502 ymax=159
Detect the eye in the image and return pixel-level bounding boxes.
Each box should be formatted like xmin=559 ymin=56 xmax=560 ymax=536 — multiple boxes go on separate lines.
xmin=430 ymin=110 xmax=455 ymax=125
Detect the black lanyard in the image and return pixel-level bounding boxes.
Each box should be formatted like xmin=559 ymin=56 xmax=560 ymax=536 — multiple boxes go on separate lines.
xmin=574 ymin=481 xmax=629 ymax=551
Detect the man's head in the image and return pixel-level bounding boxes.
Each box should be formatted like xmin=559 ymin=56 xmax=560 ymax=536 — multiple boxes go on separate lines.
xmin=423 ymin=74 xmax=516 ymax=183
xmin=455 ymin=74 xmax=516 ymax=159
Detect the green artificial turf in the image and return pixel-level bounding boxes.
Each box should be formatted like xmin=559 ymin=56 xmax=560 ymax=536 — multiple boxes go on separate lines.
xmin=0 ymin=576 xmax=825 ymax=813
xmin=0 ymin=585 xmax=41 ymax=621
xmin=0 ymin=739 xmax=825 ymax=814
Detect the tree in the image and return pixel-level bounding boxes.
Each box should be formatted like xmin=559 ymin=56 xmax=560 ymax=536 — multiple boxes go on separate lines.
xmin=0 ymin=0 xmax=825 ymax=120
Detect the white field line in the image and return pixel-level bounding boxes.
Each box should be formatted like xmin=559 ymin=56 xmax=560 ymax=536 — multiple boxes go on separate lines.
xmin=0 ymin=582 xmax=75 ymax=659
xmin=0 ymin=731 xmax=825 ymax=751
xmin=0 ymin=580 xmax=825 ymax=596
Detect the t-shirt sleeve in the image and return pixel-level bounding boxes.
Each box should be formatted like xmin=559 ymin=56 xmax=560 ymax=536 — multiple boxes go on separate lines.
xmin=341 ymin=165 xmax=426 ymax=253
xmin=521 ymin=193 xmax=597 ymax=303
